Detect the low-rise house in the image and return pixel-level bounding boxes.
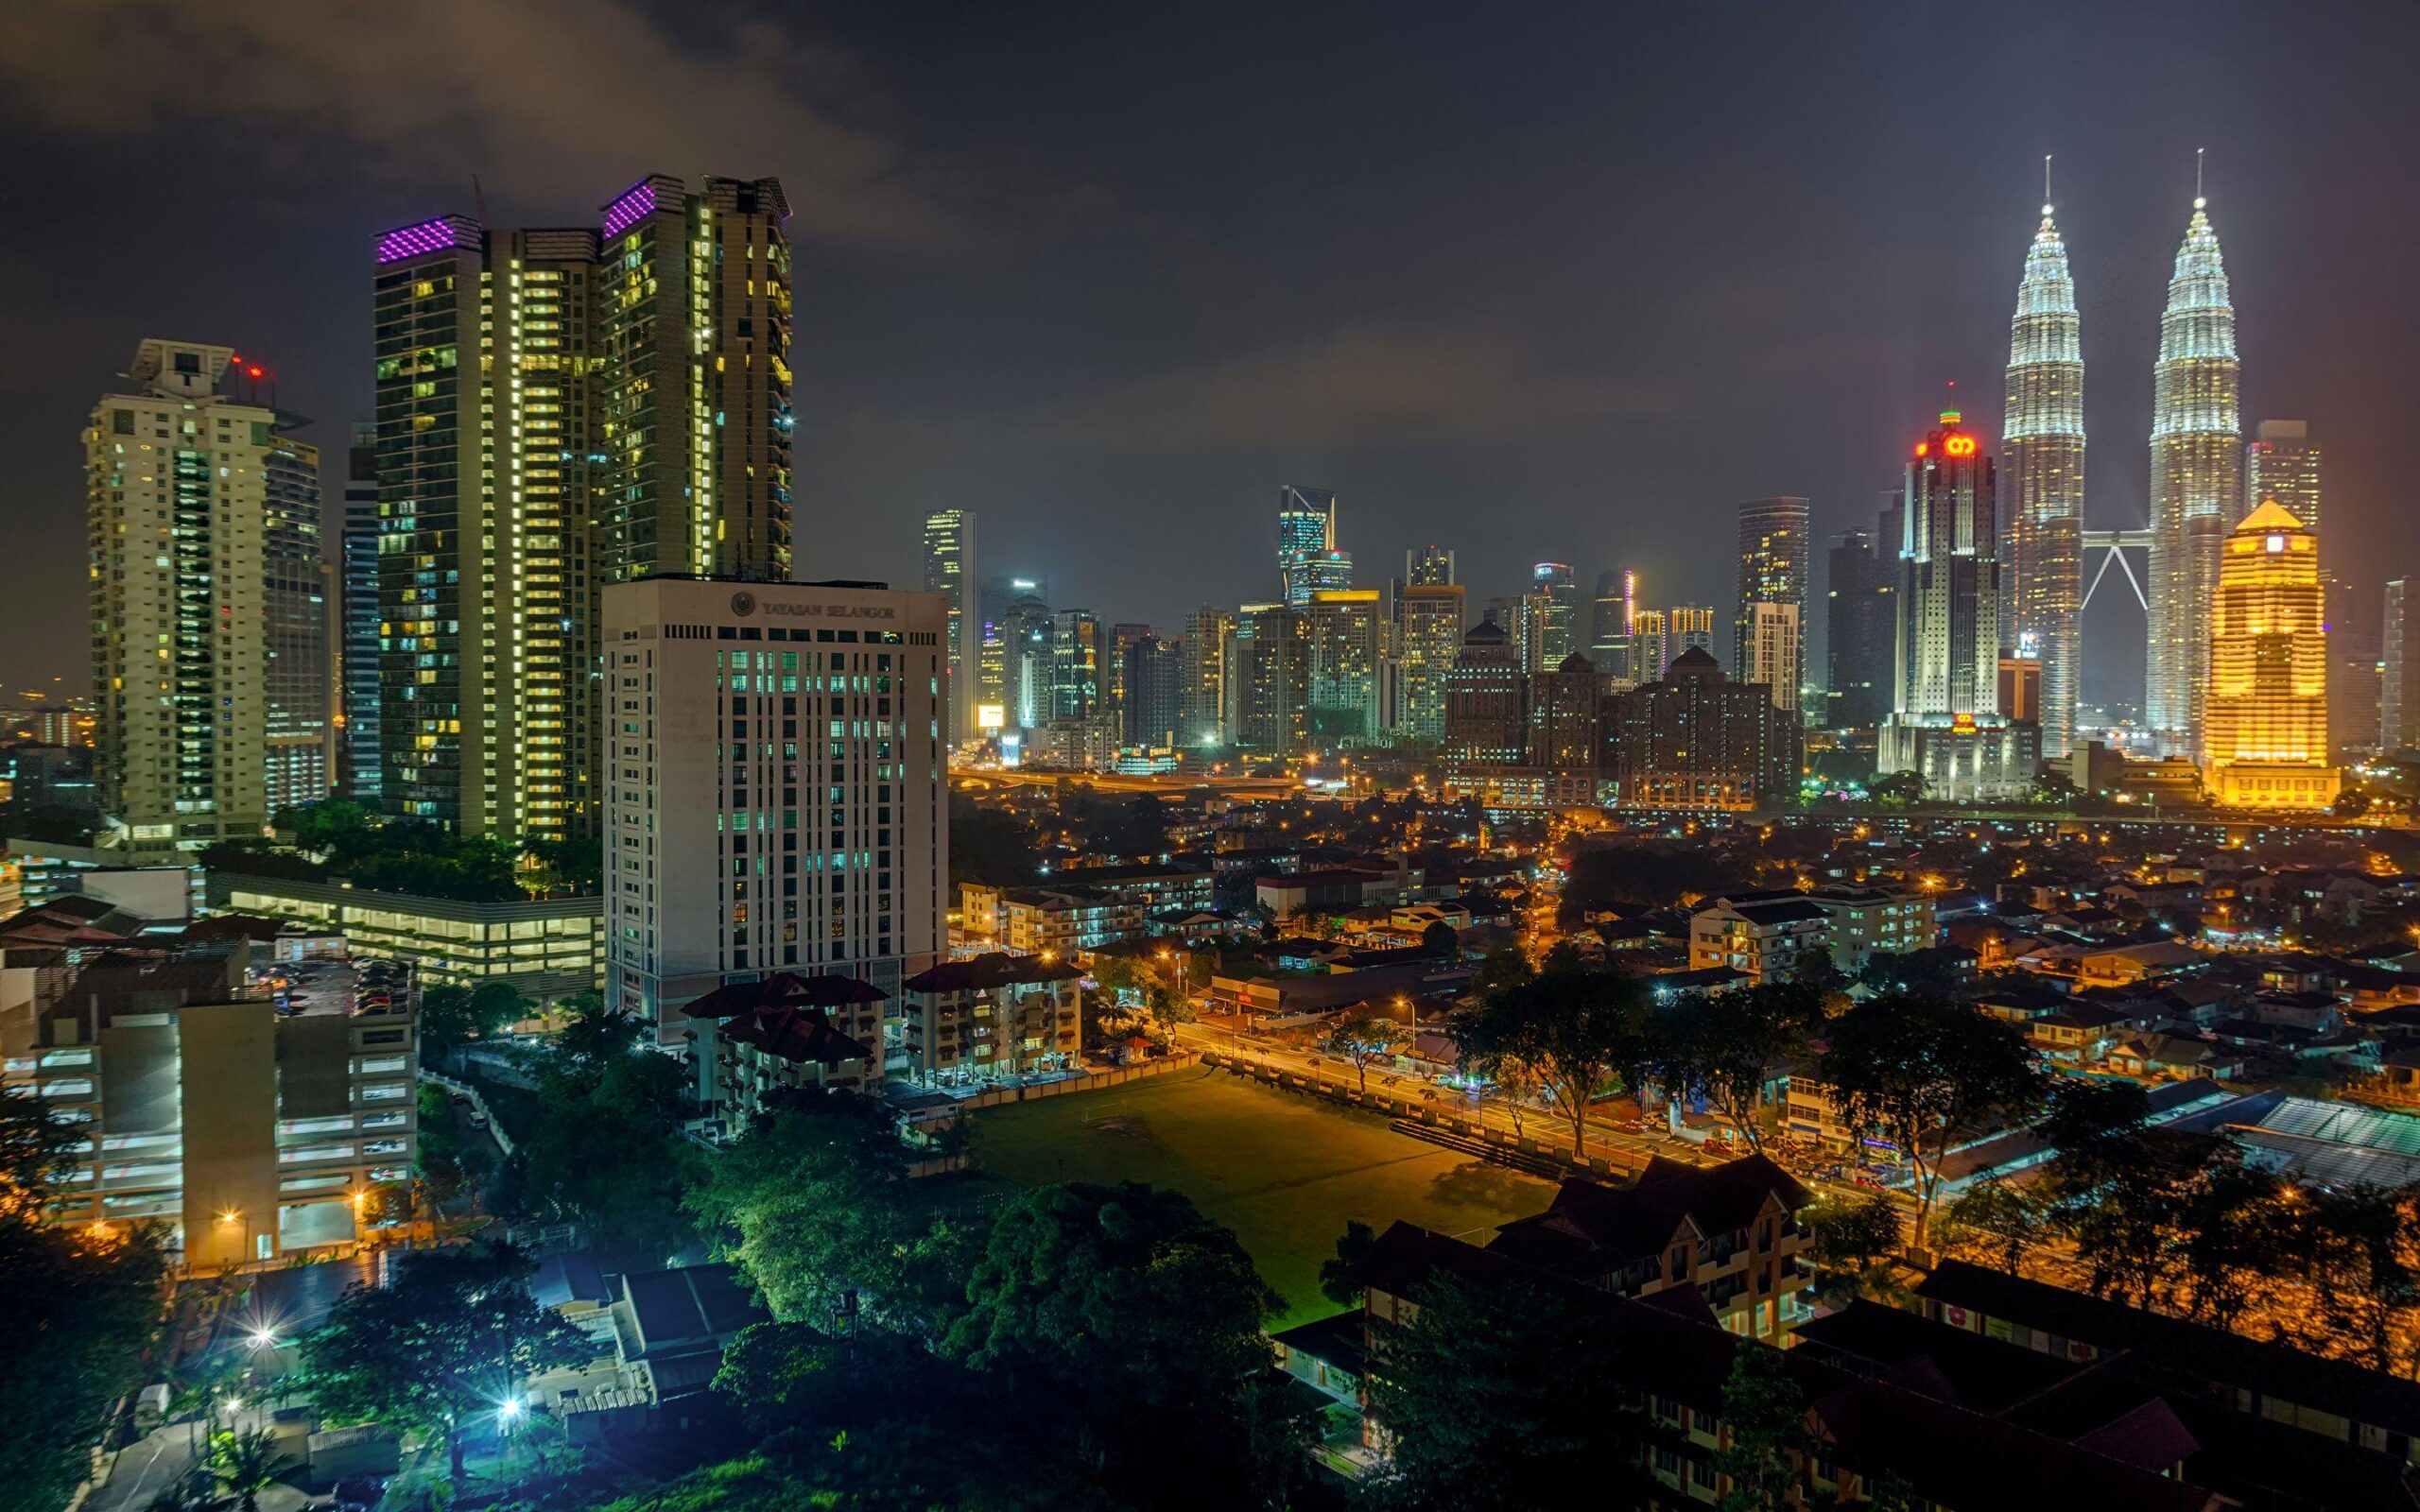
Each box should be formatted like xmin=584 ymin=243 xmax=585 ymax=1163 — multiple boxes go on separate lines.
xmin=528 ymin=1261 xmax=769 ymax=1440
xmin=1487 ymin=1156 xmax=1813 ymax=1339
xmin=2104 ymin=1033 xmax=2245 ymax=1082
xmin=899 ymin=952 xmax=1083 ymax=1084
xmin=1255 ymin=868 xmax=1412 ymax=922
xmin=1805 ymin=885 xmax=1936 ymax=974
xmin=1687 ymin=897 xmax=1829 ymax=985
xmin=683 ymin=973 xmax=886 ymax=1120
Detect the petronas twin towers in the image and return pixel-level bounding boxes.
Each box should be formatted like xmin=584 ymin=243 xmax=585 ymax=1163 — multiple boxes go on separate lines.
xmin=1999 ymin=168 xmax=2242 ymax=761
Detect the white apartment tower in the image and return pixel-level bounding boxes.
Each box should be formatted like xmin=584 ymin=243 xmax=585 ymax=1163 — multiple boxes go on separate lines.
xmin=89 ymin=340 xmax=327 ymax=853
xmin=603 ymin=577 xmax=950 ymax=1046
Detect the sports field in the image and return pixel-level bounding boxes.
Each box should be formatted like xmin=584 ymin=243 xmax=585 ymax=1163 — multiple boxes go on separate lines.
xmin=973 ymin=1067 xmax=1557 ymax=1329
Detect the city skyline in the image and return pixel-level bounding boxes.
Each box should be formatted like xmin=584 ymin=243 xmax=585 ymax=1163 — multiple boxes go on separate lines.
xmin=5 ymin=7 xmax=2416 ymax=704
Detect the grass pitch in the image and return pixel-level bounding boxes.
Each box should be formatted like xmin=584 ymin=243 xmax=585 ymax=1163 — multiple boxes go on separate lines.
xmin=972 ymin=1067 xmax=1556 ymax=1329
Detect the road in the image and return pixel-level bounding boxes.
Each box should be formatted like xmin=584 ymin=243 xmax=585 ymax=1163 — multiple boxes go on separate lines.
xmin=1175 ymin=1015 xmax=1715 ymax=1174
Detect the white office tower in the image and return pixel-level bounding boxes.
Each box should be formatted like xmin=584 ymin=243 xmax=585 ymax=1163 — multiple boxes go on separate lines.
xmin=603 ymin=577 xmax=950 ymax=1048
xmin=921 ymin=510 xmax=979 ymax=740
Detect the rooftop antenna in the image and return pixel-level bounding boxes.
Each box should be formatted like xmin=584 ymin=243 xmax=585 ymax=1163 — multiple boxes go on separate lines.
xmin=2195 ymin=147 xmax=2205 ymax=209
xmin=473 ymin=172 xmax=491 ymax=227
xmin=2043 ymin=153 xmax=2052 ymax=214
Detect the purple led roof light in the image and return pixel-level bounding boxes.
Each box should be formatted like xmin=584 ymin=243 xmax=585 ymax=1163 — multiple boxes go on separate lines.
xmin=601 ymin=180 xmax=658 ymax=242
xmin=375 ymin=216 xmax=475 ymax=265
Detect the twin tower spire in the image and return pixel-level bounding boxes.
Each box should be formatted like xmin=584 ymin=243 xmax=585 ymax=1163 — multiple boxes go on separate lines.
xmin=2000 ymin=153 xmax=2241 ymax=762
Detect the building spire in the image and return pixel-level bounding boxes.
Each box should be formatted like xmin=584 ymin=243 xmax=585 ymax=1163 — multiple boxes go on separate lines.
xmin=2195 ymin=146 xmax=2206 ymax=209
xmin=2043 ymin=153 xmax=2052 ymax=214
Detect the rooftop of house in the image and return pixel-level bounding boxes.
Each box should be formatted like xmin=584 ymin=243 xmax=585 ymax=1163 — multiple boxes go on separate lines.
xmin=1487 ymin=1155 xmax=1810 ymax=1273
xmin=902 ymin=953 xmax=1085 ymax=994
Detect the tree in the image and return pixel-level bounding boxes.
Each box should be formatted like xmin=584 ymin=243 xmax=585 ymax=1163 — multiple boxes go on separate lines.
xmin=1360 ymin=1268 xmax=1656 ymax=1512
xmin=297 ymin=1241 xmax=590 ymax=1482
xmin=500 ymin=1018 xmax=701 ymax=1267
xmin=689 ymin=1090 xmax=963 ymax=1325
xmin=1323 ymin=1013 xmax=1407 ymax=1095
xmin=1469 ymin=941 xmax=1535 ymax=996
xmin=1856 ymin=945 xmax=1975 ymax=998
xmin=1868 ymin=770 xmax=1928 ymax=807
xmin=1714 ymin=1343 xmax=1808 ymax=1512
xmin=943 ymin=1182 xmax=1310 ymax=1509
xmin=1421 ymin=919 xmax=1461 ymax=957
xmin=415 ymin=985 xmax=479 ymax=1062
xmin=0 ymin=1094 xmax=171 ymax=1512
xmin=1648 ymin=983 xmax=1820 ymax=1152
xmin=1455 ymin=964 xmax=1652 ymax=1159
xmin=1940 ymin=1177 xmax=2048 ymax=1275
xmin=1318 ymin=1218 xmax=1377 ymax=1308
xmin=207 ymin=1426 xmax=287 ymax=1512
xmin=948 ymin=792 xmax=1041 ymax=887
xmin=2029 ymin=768 xmax=2082 ymax=810
xmin=1802 ymin=1193 xmax=1907 ymax=1305
xmin=1820 ymin=992 xmax=2043 ymax=1250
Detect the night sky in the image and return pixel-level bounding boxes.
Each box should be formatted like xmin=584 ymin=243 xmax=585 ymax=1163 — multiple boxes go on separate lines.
xmin=5 ymin=2 xmax=2417 ymax=709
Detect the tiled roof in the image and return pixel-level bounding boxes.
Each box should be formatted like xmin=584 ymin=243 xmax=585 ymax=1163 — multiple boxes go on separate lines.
xmin=902 ymin=953 xmax=1084 ymax=993
xmin=682 ymin=971 xmax=887 ymax=1020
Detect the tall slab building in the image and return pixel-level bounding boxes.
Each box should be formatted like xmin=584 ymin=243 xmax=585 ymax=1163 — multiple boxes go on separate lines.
xmin=2145 ymin=194 xmax=2242 ymax=760
xmin=1277 ymin=487 xmax=1349 ymax=607
xmin=340 ymin=422 xmax=382 ymax=802
xmin=372 ymin=173 xmax=790 ymax=839
xmin=89 ymin=341 xmax=328 ymax=852
xmin=2246 ymin=421 xmax=2321 ymax=545
xmin=2001 ymin=198 xmax=2084 ymax=759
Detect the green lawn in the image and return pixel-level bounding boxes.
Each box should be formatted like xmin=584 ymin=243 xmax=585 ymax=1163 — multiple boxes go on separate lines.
xmin=972 ymin=1067 xmax=1557 ymax=1329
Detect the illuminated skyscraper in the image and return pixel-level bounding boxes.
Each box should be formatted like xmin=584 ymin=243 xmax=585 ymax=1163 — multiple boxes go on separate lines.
xmin=1181 ymin=604 xmax=1235 ymax=747
xmin=2203 ymin=502 xmax=2336 ymax=809
xmin=922 ymin=509 xmax=977 ymax=739
xmin=1589 ymin=568 xmax=1634 ymax=678
xmin=2245 ymin=421 xmax=2321 ymax=547
xmin=1743 ymin=602 xmax=1800 ymax=713
xmin=2002 ymin=191 xmax=2084 ymax=759
xmin=1824 ymin=528 xmax=1893 ymax=730
xmin=1277 ymin=486 xmax=1347 ymax=606
xmin=1878 ymin=411 xmax=2034 ymax=799
xmin=1393 ymin=584 xmax=1465 ymax=743
xmin=1233 ymin=603 xmax=1307 ymax=755
xmin=1049 ymin=610 xmax=1104 ymax=722
xmin=1733 ymin=497 xmax=1807 ymax=697
xmin=1668 ymin=606 xmax=1716 ymax=665
xmin=1406 ymin=544 xmax=1457 ymax=587
xmin=2146 ymin=186 xmax=2242 ymax=759
xmin=1628 ymin=609 xmax=1668 ymax=683
xmin=1530 ymin=562 xmax=1580 ymax=666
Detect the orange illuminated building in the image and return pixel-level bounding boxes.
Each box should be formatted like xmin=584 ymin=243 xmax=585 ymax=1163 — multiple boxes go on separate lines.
xmin=2203 ymin=500 xmax=2338 ymax=810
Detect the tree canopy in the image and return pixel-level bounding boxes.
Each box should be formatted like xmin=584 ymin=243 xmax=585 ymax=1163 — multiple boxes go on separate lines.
xmin=1455 ymin=959 xmax=1653 ymax=1158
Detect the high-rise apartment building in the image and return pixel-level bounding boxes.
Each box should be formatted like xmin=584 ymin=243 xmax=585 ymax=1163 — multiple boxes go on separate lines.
xmin=90 ymin=340 xmax=321 ymax=854
xmin=2001 ymin=197 xmax=2085 ymax=759
xmin=1734 ymin=497 xmax=1808 ymax=698
xmin=1607 ymin=650 xmax=1800 ymax=811
xmin=2246 ymin=421 xmax=2321 ymax=547
xmin=1277 ymin=487 xmax=1348 ymax=607
xmin=372 ymin=171 xmax=788 ymax=840
xmin=996 ymin=593 xmax=1054 ymax=732
xmin=1824 ymin=528 xmax=1894 ymax=730
xmin=1589 ymin=569 xmax=1634 ymax=680
xmin=1442 ymin=621 xmax=1528 ymax=787
xmin=2204 ymin=503 xmax=2336 ymax=809
xmin=2325 ymin=575 xmax=2380 ymax=763
xmin=1878 ymin=412 xmax=2035 ymax=799
xmin=1180 ymin=605 xmax=1235 ymax=747
xmin=2145 ymin=194 xmax=2242 ymax=759
xmin=594 ymin=175 xmax=794 ymax=583
xmin=921 ymin=510 xmax=977 ymax=739
xmin=1629 ymin=610 xmax=1669 ymax=684
xmin=1406 ymin=544 xmax=1457 ymax=587
xmin=1669 ymin=606 xmax=1716 ymax=665
xmin=1232 ymin=603 xmax=1307 ymax=756
xmin=1393 ymin=584 xmax=1465 ymax=744
xmin=601 ymin=576 xmax=948 ymax=1042
xmin=1305 ymin=590 xmax=1384 ymax=744
xmin=340 ymin=422 xmax=382 ymax=803
xmin=1107 ymin=623 xmax=1152 ymax=725
xmin=1743 ymin=602 xmax=1801 ymax=714
xmin=1530 ymin=562 xmax=1581 ymax=667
